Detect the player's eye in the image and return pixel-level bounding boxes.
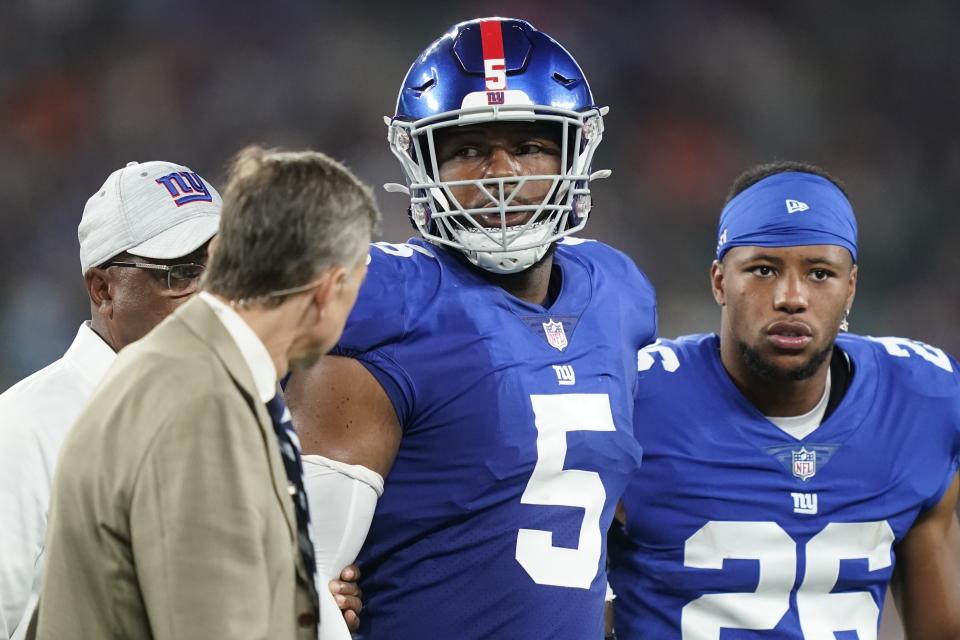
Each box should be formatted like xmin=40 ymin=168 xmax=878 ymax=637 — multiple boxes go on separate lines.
xmin=810 ymin=269 xmax=834 ymax=282
xmin=517 ymin=142 xmax=544 ymax=155
xmin=751 ymin=265 xmax=775 ymax=277
xmin=456 ymin=146 xmax=482 ymax=159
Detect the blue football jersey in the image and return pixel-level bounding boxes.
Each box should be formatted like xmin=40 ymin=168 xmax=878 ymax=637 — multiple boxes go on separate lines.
xmin=610 ymin=333 xmax=960 ymax=639
xmin=333 ymin=237 xmax=657 ymax=639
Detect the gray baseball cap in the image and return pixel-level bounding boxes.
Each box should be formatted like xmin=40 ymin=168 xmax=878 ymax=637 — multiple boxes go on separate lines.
xmin=79 ymin=160 xmax=221 ymax=272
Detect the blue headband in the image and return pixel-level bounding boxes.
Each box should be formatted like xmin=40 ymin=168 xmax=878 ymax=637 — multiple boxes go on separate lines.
xmin=716 ymin=171 xmax=858 ymax=262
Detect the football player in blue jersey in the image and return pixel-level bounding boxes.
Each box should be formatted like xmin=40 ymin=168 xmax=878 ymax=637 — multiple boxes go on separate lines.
xmin=609 ymin=161 xmax=960 ymax=639
xmin=283 ymin=17 xmax=657 ymax=640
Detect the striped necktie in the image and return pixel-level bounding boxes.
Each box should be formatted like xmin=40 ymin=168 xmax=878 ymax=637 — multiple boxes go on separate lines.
xmin=265 ymin=393 xmax=319 ymax=616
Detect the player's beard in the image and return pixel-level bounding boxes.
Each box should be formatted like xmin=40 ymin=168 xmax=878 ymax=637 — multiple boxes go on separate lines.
xmin=736 ymin=339 xmax=834 ymax=382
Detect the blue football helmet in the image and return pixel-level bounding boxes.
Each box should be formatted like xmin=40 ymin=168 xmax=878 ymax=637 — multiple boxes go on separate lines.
xmin=384 ymin=17 xmax=611 ymax=274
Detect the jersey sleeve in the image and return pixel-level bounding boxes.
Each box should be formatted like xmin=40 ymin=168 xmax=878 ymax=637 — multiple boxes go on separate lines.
xmin=858 ymin=336 xmax=960 ymax=511
xmin=634 ymin=336 xmax=713 ymax=412
xmin=560 ymin=238 xmax=659 ymax=345
xmin=599 ymin=241 xmax=658 ymax=342
xmin=626 ymin=258 xmax=658 ymax=348
xmin=330 ymin=242 xmax=441 ymax=427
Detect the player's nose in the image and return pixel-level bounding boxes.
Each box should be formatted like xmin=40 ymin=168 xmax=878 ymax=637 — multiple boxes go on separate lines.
xmin=773 ymin=272 xmax=808 ymax=314
xmin=483 ymin=146 xmax=521 ymax=179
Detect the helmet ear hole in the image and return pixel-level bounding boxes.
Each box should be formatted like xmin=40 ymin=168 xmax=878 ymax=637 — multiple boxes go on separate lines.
xmin=411 ymin=76 xmax=436 ymax=95
xmin=551 ymin=72 xmax=578 ymax=88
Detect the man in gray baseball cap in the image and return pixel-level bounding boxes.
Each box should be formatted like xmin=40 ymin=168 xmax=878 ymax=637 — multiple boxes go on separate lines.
xmin=0 ymin=160 xmax=220 ymax=639
xmin=76 ymin=160 xmax=222 ymax=351
xmin=0 ymin=161 xmax=363 ymax=639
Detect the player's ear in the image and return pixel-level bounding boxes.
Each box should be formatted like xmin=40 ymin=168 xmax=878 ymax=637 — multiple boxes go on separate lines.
xmin=710 ymin=260 xmax=726 ymax=306
xmin=85 ymin=266 xmax=114 ymax=318
xmin=845 ymin=263 xmax=858 ymax=312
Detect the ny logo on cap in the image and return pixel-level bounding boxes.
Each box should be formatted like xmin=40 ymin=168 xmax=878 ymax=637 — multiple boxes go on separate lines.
xmin=156 ymin=172 xmax=213 ymax=207
xmin=785 ymin=199 xmax=810 ymax=214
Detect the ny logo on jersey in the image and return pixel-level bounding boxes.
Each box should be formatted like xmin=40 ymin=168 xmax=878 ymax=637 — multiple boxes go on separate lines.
xmin=552 ymin=365 xmax=576 ymax=386
xmin=792 ymin=447 xmax=817 ymax=481
xmin=155 ymin=171 xmax=212 ymax=206
xmin=790 ymin=492 xmax=818 ymax=515
xmin=542 ymin=319 xmax=568 ymax=351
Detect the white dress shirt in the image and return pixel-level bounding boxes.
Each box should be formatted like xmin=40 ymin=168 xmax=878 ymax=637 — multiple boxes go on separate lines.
xmin=0 ymin=323 xmax=115 ymax=640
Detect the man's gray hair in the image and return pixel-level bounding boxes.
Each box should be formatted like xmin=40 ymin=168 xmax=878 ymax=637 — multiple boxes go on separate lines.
xmin=204 ymin=146 xmax=380 ymax=305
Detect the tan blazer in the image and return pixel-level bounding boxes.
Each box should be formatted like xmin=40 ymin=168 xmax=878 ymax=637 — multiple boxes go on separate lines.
xmin=29 ymin=297 xmax=317 ymax=640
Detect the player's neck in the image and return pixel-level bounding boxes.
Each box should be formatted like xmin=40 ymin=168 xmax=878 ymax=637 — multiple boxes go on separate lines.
xmin=719 ymin=338 xmax=831 ymax=417
xmin=496 ymin=253 xmax=558 ymax=306
xmin=456 ymin=248 xmax=560 ymax=307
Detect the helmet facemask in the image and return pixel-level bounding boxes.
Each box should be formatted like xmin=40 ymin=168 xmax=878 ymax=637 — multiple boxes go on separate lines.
xmin=386 ymin=104 xmax=609 ymax=274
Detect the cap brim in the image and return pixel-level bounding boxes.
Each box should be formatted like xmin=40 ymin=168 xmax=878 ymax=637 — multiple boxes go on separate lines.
xmin=127 ymin=214 xmax=220 ymax=260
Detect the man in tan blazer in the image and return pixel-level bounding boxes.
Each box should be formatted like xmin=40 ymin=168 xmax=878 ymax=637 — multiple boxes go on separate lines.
xmin=30 ymin=147 xmax=379 ymax=640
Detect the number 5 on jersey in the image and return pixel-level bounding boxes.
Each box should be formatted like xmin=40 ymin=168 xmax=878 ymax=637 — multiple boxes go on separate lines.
xmin=516 ymin=394 xmax=616 ymax=589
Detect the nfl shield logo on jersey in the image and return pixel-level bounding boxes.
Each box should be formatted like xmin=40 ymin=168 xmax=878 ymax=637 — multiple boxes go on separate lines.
xmin=792 ymin=447 xmax=817 ymax=481
xmin=542 ymin=319 xmax=568 ymax=351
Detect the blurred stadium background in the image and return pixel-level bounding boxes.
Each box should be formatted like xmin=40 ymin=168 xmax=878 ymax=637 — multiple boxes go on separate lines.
xmin=1 ymin=2 xmax=957 ymax=635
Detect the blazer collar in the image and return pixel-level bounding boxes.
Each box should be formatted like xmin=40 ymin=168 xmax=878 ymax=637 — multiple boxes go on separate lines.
xmin=175 ymin=297 xmax=263 ymax=400
xmin=197 ymin=292 xmax=277 ymax=403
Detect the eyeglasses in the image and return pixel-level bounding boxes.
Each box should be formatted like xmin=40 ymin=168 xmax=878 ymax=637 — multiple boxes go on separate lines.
xmin=104 ymin=261 xmax=205 ymax=293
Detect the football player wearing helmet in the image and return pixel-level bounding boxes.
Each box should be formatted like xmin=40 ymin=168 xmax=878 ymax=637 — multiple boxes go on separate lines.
xmin=285 ymin=18 xmax=657 ymax=639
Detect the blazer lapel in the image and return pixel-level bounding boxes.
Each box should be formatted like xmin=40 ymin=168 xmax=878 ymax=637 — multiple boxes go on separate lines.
xmin=173 ymin=298 xmax=299 ymax=545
